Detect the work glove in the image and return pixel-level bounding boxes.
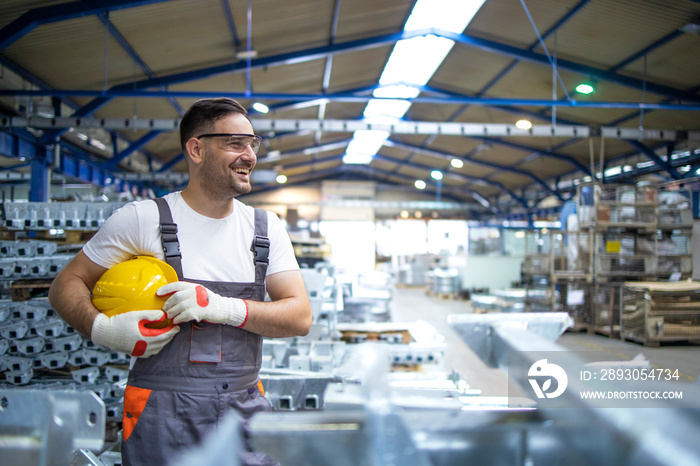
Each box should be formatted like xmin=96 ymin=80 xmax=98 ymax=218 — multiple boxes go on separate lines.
xmin=90 ymin=310 xmax=180 ymax=358
xmin=157 ymin=282 xmax=248 ymax=327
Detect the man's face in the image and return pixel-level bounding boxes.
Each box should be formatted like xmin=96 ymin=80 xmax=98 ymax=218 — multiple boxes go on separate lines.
xmin=197 ymin=113 xmax=257 ymax=200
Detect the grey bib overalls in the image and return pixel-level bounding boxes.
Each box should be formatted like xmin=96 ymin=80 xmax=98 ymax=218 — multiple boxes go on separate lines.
xmin=121 ymin=198 xmax=278 ymax=466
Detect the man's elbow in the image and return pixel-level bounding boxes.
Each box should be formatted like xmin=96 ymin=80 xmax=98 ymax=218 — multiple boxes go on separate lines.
xmin=296 ymin=303 xmax=313 ymax=336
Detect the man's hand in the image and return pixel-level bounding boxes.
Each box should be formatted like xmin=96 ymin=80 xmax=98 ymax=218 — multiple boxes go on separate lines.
xmin=90 ymin=311 xmax=180 ymax=358
xmin=157 ymin=282 xmax=248 ymax=327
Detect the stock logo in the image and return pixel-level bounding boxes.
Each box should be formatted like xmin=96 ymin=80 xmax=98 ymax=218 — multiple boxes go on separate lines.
xmin=528 ymin=359 xmax=568 ymax=399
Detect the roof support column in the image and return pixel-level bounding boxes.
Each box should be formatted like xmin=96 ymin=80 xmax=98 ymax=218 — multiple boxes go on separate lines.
xmin=29 ymin=147 xmax=50 ymax=201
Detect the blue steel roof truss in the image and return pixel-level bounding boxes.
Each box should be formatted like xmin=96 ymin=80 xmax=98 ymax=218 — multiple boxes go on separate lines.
xmin=1 ymin=0 xmax=699 ymax=215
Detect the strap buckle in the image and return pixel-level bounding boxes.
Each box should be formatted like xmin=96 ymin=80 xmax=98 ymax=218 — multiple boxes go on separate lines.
xmin=252 ymin=235 xmax=270 ymax=264
xmin=160 ymin=222 xmax=181 ymax=258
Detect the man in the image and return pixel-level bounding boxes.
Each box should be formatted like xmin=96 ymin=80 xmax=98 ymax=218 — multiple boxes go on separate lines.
xmin=49 ymin=98 xmax=312 ymax=465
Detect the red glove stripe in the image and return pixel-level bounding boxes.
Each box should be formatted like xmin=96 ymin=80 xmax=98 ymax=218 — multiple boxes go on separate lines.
xmin=132 ymin=340 xmax=147 ymax=357
xmin=195 ymin=285 xmax=210 ymax=307
xmin=139 ymin=316 xmax=175 ymax=337
xmin=236 ymin=300 xmax=249 ymax=328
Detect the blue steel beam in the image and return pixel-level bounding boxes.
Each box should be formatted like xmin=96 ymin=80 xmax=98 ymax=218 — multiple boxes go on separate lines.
xmin=221 ymin=0 xmax=242 ymax=48
xmin=437 ymin=28 xmax=700 ymax=104
xmin=264 ymin=150 xmax=526 ymax=207
xmin=103 ymin=130 xmax=161 ymax=169
xmin=475 ymin=0 xmax=592 ymax=97
xmin=383 ymin=139 xmax=563 ymax=200
xmin=6 ymin=88 xmax=700 ymax=111
xmin=624 ymin=140 xmax=681 ymax=179
xmin=610 ymin=29 xmax=685 ymax=73
xmin=0 ymin=128 xmax=123 ymax=190
xmin=252 ymin=164 xmax=477 ymax=207
xmin=0 ymin=0 xmax=174 ymax=51
xmin=97 ymin=12 xmax=183 ymax=116
xmin=54 ymin=25 xmax=699 ymax=125
xmin=470 ymin=136 xmax=592 ymax=176
xmin=157 ymin=153 xmax=184 ymax=172
xmin=370 ymin=154 xmax=528 ymax=208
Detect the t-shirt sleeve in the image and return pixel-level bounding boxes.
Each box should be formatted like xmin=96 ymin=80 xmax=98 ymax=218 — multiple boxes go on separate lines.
xmin=265 ymin=211 xmax=300 ymax=276
xmin=82 ymin=201 xmax=153 ymax=269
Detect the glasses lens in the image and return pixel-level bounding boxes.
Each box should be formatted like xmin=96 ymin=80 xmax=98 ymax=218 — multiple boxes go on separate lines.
xmin=250 ymin=136 xmax=261 ymax=154
xmin=223 ymin=136 xmax=260 ymax=154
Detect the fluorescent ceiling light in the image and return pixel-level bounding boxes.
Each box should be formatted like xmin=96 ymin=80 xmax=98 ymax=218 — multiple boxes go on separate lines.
xmin=276 ymin=174 xmax=287 ymax=184
xmin=431 ymin=170 xmax=443 ymax=180
xmin=516 ymin=119 xmax=532 ymax=129
xmin=451 ymin=158 xmax=464 ymax=168
xmin=415 ymin=180 xmax=427 ymax=190
xmin=575 ymin=83 xmax=594 ymax=94
xmin=252 ymin=102 xmax=269 ymax=113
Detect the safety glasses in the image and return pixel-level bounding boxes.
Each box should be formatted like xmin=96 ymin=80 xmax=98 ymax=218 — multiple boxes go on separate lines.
xmin=196 ymin=133 xmax=262 ymax=154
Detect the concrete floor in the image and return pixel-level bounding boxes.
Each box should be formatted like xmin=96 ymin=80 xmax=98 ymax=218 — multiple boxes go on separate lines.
xmin=389 ymin=286 xmax=700 ymax=396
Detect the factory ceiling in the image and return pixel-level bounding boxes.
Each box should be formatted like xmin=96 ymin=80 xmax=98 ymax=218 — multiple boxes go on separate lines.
xmin=1 ymin=0 xmax=700 ymax=220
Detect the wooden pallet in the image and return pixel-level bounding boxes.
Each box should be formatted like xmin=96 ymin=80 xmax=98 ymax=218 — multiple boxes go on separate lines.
xmin=427 ymin=290 xmax=461 ymax=300
xmin=340 ymin=329 xmax=413 ymax=344
xmin=11 ymin=278 xmax=54 ymax=301
xmin=395 ymin=283 xmax=426 ymax=289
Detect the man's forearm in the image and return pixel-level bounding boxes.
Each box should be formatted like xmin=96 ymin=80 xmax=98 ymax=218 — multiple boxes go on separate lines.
xmin=242 ymin=296 xmax=312 ymax=338
xmin=49 ymin=273 xmax=100 ymax=338
xmin=48 ymin=251 xmax=106 ymax=338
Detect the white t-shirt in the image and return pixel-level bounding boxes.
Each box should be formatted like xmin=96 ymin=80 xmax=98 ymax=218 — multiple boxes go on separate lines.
xmin=83 ymin=192 xmax=299 ymax=282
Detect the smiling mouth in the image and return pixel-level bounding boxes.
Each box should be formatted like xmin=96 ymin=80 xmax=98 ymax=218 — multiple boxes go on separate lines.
xmin=233 ymin=167 xmax=252 ymax=176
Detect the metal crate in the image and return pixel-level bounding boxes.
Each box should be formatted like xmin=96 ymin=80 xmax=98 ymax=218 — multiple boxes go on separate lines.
xmin=578 ymin=183 xmax=658 ymax=229
xmin=556 ymin=281 xmax=592 ymax=327
xmin=522 ymin=229 xmax=552 ymax=278
xmin=596 ymin=231 xmax=657 ymax=277
xmin=522 ymin=255 xmax=550 ymax=276
xmin=592 ymin=282 xmax=624 ymax=336
xmin=621 ymin=282 xmax=700 ymax=345
xmin=658 ymin=189 xmax=693 ymax=229
xmin=657 ymin=230 xmax=692 ymax=279
xmin=551 ymin=230 xmax=593 ymax=280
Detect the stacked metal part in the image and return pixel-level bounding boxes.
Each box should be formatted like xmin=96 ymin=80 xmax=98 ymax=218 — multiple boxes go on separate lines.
xmin=259 ymin=266 xmax=448 ymax=412
xmin=0 ymin=239 xmax=73 ymax=280
xmin=0 ymin=298 xmax=129 ymax=423
xmin=2 ymin=201 xmax=126 ymax=231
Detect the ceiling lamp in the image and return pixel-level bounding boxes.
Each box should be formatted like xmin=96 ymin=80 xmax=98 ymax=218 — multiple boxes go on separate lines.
xmin=515 ymin=119 xmax=532 ymax=129
xmin=575 ymin=82 xmax=595 ymax=95
xmin=275 ymin=174 xmax=287 ymax=184
xmin=252 ymin=102 xmax=269 ymax=113
xmin=430 ymin=170 xmax=443 ymax=181
xmin=415 ymin=180 xmax=427 ymax=190
xmin=451 ymin=159 xmax=464 ymax=168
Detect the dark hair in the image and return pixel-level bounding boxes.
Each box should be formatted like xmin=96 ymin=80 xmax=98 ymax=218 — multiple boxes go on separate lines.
xmin=179 ymin=98 xmax=249 ymax=151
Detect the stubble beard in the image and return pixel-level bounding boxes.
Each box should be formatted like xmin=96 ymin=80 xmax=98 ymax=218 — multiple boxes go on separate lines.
xmin=199 ymin=148 xmax=252 ymax=201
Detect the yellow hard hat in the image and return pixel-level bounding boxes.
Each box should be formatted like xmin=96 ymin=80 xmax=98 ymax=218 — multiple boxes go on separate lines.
xmin=92 ymin=256 xmax=178 ymax=328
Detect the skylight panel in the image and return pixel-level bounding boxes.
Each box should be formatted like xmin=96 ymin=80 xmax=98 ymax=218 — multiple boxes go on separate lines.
xmin=343 ymin=0 xmax=487 ymax=165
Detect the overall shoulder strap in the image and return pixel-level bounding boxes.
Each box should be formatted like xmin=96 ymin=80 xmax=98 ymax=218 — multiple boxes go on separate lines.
xmin=153 ymin=198 xmax=184 ymax=279
xmin=250 ymin=208 xmax=269 ymax=284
